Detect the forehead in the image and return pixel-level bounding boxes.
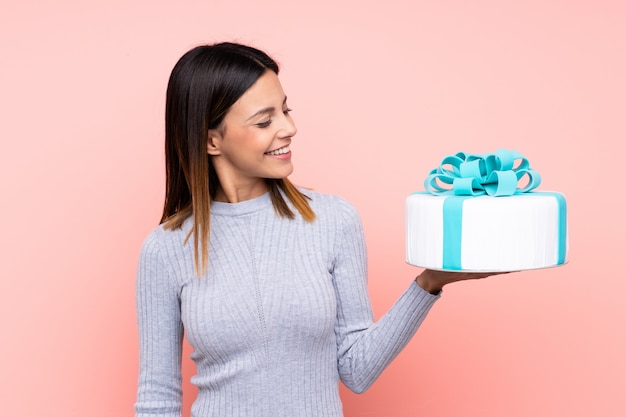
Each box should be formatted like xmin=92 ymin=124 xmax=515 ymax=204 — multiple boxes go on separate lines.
xmin=229 ymin=71 xmax=286 ymax=113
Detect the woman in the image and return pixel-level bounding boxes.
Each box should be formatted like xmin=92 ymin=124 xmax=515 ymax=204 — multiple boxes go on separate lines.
xmin=135 ymin=42 xmax=499 ymax=417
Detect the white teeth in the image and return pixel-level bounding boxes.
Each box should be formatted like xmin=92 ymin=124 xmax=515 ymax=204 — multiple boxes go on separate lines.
xmin=266 ymin=146 xmax=290 ymax=156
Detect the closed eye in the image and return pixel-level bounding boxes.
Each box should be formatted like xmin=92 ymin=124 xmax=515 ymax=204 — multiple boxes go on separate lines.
xmin=256 ymin=119 xmax=272 ymax=128
xmin=255 ymin=108 xmax=292 ymax=128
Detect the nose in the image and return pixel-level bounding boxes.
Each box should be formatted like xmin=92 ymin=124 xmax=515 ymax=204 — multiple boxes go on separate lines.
xmin=279 ymin=113 xmax=297 ymax=138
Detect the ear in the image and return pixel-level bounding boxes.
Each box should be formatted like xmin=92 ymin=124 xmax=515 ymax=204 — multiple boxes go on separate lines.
xmin=206 ymin=129 xmax=222 ymax=156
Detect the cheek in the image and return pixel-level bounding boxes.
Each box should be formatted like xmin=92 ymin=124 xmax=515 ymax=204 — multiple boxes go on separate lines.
xmin=247 ymin=133 xmax=273 ymax=153
xmin=222 ymin=131 xmax=248 ymax=153
xmin=223 ymin=129 xmax=271 ymax=161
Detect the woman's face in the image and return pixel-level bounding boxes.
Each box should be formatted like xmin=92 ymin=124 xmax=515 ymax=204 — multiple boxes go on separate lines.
xmin=207 ymin=70 xmax=297 ymax=198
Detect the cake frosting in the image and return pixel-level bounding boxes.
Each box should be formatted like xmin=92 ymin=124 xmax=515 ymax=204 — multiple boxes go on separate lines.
xmin=406 ymin=150 xmax=568 ymax=272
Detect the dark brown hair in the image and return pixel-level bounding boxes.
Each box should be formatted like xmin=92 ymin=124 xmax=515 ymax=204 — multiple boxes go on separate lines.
xmin=161 ymin=42 xmax=315 ymax=276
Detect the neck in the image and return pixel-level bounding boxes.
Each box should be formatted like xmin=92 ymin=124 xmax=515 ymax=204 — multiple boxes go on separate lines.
xmin=213 ymin=181 xmax=268 ymax=203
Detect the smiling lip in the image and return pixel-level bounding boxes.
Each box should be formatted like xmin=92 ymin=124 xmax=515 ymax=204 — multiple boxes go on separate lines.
xmin=265 ymin=145 xmax=290 ymax=156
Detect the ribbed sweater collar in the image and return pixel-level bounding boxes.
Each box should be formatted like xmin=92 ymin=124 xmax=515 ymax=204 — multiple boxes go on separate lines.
xmin=210 ymin=192 xmax=272 ymax=216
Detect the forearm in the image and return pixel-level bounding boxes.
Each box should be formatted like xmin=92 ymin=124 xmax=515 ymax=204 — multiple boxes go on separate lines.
xmin=337 ymin=282 xmax=439 ymax=393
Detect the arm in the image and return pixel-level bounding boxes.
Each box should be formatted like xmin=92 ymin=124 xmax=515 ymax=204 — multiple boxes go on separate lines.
xmin=332 ymin=201 xmax=440 ymax=394
xmin=135 ymin=230 xmax=184 ymax=417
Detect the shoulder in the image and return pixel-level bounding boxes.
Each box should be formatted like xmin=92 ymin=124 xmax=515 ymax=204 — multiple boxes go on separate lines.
xmin=137 ymin=222 xmax=194 ymax=287
xmin=299 ymin=188 xmax=362 ymax=227
xmin=138 ymin=225 xmax=167 ymax=268
xmin=139 ymin=222 xmax=190 ymax=264
xmin=301 ymin=187 xmax=358 ymax=212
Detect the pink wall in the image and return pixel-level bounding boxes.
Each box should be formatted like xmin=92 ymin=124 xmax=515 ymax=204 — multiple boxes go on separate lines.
xmin=1 ymin=1 xmax=624 ymax=416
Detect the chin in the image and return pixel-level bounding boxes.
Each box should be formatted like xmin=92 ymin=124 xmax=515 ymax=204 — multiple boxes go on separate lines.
xmin=266 ymin=175 xmax=291 ymax=181
xmin=269 ymin=167 xmax=294 ymax=179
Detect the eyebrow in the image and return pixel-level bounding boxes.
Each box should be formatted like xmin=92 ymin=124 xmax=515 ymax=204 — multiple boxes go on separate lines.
xmin=245 ymin=96 xmax=288 ymax=122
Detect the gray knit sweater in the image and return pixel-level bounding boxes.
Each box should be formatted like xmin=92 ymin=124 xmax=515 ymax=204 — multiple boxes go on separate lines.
xmin=135 ymin=190 xmax=439 ymax=417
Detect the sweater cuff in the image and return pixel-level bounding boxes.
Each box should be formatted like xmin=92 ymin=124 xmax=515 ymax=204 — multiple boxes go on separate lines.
xmin=411 ymin=278 xmax=442 ymax=300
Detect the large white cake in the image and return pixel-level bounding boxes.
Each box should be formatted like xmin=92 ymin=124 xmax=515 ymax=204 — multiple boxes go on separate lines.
xmin=406 ymin=192 xmax=568 ymax=271
xmin=406 ymin=150 xmax=568 ymax=272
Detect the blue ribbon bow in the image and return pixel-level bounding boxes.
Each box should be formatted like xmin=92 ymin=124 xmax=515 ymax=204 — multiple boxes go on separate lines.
xmin=424 ymin=149 xmax=541 ymax=196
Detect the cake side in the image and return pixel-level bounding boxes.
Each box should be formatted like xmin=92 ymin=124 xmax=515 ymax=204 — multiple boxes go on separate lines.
xmin=406 ymin=192 xmax=567 ymax=272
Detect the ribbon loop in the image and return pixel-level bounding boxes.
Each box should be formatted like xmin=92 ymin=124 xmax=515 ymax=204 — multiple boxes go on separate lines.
xmin=424 ymin=149 xmax=541 ymax=197
xmin=459 ymin=159 xmax=484 ymax=178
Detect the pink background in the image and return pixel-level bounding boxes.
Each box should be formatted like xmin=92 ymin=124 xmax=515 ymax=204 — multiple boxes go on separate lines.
xmin=1 ymin=1 xmax=624 ymax=416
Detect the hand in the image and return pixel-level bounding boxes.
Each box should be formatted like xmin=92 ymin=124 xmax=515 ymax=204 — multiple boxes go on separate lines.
xmin=415 ymin=269 xmax=512 ymax=294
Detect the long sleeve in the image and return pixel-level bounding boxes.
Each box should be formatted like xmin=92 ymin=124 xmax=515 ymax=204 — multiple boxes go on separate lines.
xmin=332 ymin=199 xmax=440 ymax=393
xmin=135 ymin=229 xmax=184 ymax=417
